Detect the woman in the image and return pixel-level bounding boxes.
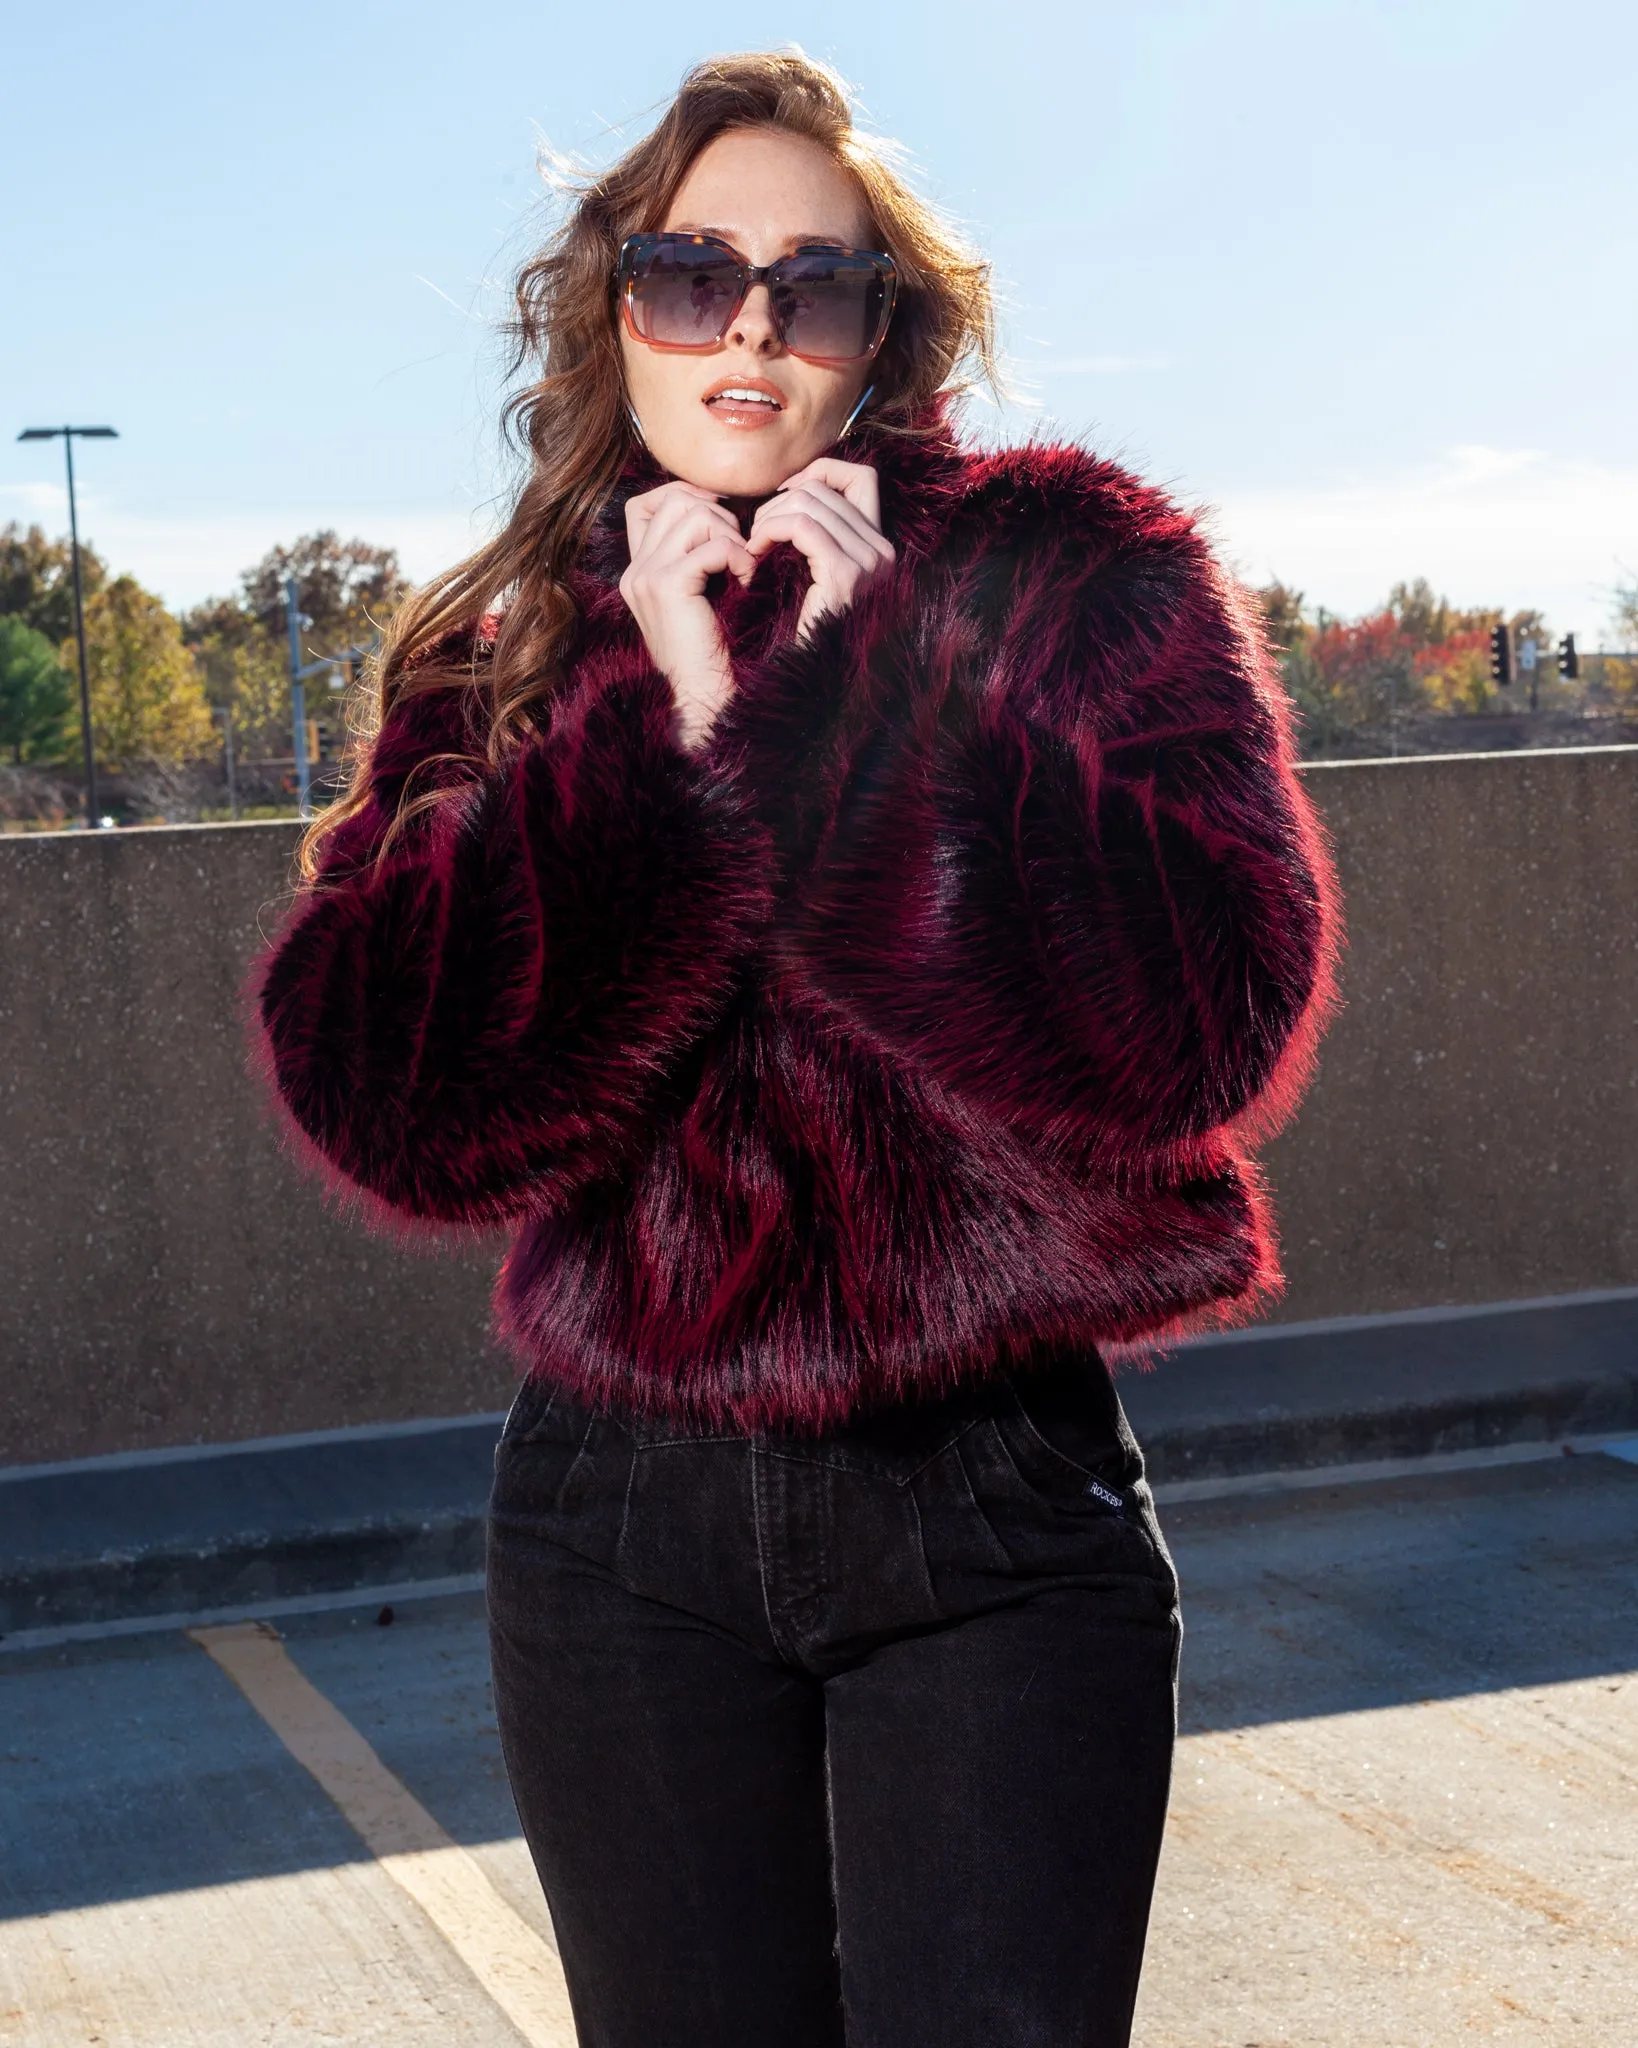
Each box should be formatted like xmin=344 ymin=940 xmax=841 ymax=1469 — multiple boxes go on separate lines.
xmin=252 ymin=50 xmax=1336 ymax=2048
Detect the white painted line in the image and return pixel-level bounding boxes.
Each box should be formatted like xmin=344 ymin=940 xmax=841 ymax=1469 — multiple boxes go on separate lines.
xmin=0 ymin=1410 xmax=508 ymax=1485
xmin=1149 ymin=1283 xmax=1638 ymax=1354
xmin=0 ymin=1573 xmax=486 ymax=1656
xmin=193 ymin=1621 xmax=575 ymax=2048
xmin=1153 ymin=1434 xmax=1638 ymax=1505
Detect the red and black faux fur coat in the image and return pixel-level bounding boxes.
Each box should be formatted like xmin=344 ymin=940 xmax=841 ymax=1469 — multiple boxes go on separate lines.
xmin=252 ymin=407 xmax=1338 ymax=1431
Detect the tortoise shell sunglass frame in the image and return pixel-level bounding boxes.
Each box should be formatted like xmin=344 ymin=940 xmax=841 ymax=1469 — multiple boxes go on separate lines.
xmin=615 ymin=231 xmax=898 ymax=366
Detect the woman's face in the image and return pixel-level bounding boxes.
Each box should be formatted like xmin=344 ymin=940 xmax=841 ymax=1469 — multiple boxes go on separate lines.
xmin=619 ymin=127 xmax=878 ymax=499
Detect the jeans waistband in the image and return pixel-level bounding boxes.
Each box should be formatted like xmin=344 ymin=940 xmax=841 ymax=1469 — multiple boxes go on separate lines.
xmin=545 ymin=1339 xmax=1113 ymax=1478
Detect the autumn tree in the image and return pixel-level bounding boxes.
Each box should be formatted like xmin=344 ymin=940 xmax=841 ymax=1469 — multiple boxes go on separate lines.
xmin=1388 ymin=582 xmax=1503 ymax=716
xmin=239 ymin=532 xmax=408 ymax=655
xmin=1254 ymin=576 xmax=1557 ymax=751
xmin=0 ymin=615 xmax=72 ymax=764
xmin=0 ymin=523 xmax=107 ymax=643
xmin=76 ymin=577 xmax=216 ymax=767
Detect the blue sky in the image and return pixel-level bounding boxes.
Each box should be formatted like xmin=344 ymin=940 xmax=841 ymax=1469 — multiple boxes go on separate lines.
xmin=4 ymin=0 xmax=1635 ymax=638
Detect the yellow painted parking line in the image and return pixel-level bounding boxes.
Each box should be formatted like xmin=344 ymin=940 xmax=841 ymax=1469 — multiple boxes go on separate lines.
xmin=192 ymin=1621 xmax=576 ymax=2047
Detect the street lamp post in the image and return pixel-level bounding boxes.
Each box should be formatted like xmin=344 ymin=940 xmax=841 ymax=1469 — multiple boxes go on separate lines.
xmin=285 ymin=575 xmax=313 ymax=820
xmin=17 ymin=424 xmax=118 ymax=830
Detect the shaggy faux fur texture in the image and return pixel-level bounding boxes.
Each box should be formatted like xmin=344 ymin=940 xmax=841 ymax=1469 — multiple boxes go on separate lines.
xmin=251 ymin=407 xmax=1339 ymax=1430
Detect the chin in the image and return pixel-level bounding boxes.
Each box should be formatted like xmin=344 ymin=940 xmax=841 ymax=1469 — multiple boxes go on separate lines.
xmin=671 ymin=428 xmax=826 ymax=498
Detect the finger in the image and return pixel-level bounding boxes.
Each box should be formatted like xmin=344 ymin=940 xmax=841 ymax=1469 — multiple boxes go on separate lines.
xmin=649 ymin=511 xmax=756 ymax=581
xmin=670 ymin=530 xmax=757 ymax=588
xmin=632 ymin=498 xmax=746 ymax=569
xmin=756 ymin=481 xmax=893 ymax=565
xmin=749 ymin=499 xmax=888 ymax=576
xmin=624 ymin=481 xmax=730 ymax=555
xmin=776 ymin=457 xmax=881 ymax=530
xmin=746 ymin=517 xmax=865 ymax=605
xmin=749 ymin=508 xmax=877 ymax=581
xmin=622 ymin=529 xmax=752 ymax=609
xmin=633 ymin=486 xmax=737 ymax=549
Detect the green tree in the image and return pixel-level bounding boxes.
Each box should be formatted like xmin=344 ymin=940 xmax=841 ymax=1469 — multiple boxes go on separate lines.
xmin=183 ymin=532 xmax=406 ymax=764
xmin=1253 ymin=581 xmax=1351 ymax=753
xmin=75 ymin=577 xmax=216 ymax=767
xmin=0 ymin=615 xmax=73 ymax=764
xmin=181 ymin=596 xmax=294 ymax=759
xmin=0 ymin=523 xmax=107 ymax=643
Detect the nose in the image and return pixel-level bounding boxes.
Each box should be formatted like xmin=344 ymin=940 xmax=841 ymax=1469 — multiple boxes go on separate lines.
xmin=727 ymin=281 xmax=783 ymax=355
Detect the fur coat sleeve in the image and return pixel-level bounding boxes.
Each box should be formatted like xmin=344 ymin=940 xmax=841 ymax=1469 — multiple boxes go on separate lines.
xmin=251 ymin=638 xmax=773 ymax=1225
xmin=778 ymin=446 xmax=1336 ymax=1162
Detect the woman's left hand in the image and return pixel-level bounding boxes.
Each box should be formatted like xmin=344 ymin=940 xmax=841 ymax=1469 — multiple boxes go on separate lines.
xmin=747 ymin=457 xmax=896 ymax=643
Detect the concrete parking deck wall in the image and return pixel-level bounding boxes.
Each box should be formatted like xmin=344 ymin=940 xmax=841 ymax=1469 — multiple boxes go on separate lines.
xmin=1265 ymin=746 xmax=1638 ymax=1320
xmin=3 ymin=744 xmax=1636 ymax=1466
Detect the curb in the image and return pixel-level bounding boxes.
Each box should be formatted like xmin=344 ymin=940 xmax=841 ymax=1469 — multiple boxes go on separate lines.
xmin=0 ymin=1414 xmax=501 ymax=1639
xmin=6 ymin=1290 xmax=1637 ymax=1636
xmin=1135 ymin=1371 xmax=1638 ymax=1484
xmin=1120 ymin=1287 xmax=1638 ymax=1484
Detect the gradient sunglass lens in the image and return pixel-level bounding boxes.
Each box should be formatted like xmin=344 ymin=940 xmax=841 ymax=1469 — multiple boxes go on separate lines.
xmin=625 ymin=239 xmax=744 ymax=348
xmin=771 ymin=251 xmax=892 ymax=362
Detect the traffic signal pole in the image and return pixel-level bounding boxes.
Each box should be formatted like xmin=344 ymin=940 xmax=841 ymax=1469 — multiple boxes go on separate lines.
xmin=1519 ymin=632 xmax=1539 ymax=713
xmin=1491 ymin=624 xmax=1583 ymax=708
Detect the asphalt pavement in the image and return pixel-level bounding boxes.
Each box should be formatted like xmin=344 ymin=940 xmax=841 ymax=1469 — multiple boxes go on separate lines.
xmin=3 ymin=1447 xmax=1636 ymax=2046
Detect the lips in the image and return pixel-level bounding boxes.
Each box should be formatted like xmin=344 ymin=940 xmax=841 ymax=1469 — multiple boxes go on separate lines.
xmin=702 ymin=376 xmax=787 ymax=429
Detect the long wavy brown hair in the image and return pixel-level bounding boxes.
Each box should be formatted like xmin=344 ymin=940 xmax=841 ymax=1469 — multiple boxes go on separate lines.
xmin=298 ymin=48 xmax=997 ymax=880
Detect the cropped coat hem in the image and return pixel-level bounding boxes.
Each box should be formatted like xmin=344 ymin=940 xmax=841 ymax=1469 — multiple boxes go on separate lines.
xmin=249 ymin=404 xmax=1340 ymax=1432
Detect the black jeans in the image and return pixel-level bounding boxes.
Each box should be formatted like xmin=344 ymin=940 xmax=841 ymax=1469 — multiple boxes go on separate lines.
xmin=486 ymin=1349 xmax=1181 ymax=2048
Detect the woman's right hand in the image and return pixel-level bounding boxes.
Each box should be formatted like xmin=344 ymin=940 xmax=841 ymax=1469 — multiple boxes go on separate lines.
xmin=620 ymin=482 xmax=755 ymax=750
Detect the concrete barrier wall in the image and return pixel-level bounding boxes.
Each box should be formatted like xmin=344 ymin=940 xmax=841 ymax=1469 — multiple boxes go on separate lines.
xmin=3 ymin=744 xmax=1636 ymax=1465
xmin=1268 ymin=747 xmax=1638 ymax=1320
xmin=0 ymin=825 xmax=508 ymax=1466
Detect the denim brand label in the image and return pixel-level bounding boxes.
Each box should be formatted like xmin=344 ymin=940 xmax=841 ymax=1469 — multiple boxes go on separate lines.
xmin=1084 ymin=1477 xmax=1125 ymax=1512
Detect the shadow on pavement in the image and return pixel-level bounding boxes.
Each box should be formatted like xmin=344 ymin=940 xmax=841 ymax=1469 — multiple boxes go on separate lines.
xmin=3 ymin=1458 xmax=1635 ymax=1922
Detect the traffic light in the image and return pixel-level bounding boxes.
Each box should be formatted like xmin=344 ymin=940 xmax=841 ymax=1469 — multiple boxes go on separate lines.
xmin=1489 ymin=623 xmax=1514 ymax=687
xmin=1557 ymin=633 xmax=1579 ymax=680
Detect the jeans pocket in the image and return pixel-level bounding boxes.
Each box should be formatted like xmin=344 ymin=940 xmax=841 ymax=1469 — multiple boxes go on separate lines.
xmin=986 ymin=1369 xmax=1179 ymax=1604
xmin=498 ymin=1375 xmax=603 ymax=1452
xmin=995 ymin=1361 xmax=1141 ymax=1511
xmin=490 ymin=1379 xmax=631 ymax=1573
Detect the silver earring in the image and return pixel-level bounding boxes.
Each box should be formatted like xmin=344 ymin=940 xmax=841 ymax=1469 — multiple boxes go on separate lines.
xmin=838 ymin=384 xmax=876 ymax=441
xmin=625 ymin=401 xmax=649 ymax=450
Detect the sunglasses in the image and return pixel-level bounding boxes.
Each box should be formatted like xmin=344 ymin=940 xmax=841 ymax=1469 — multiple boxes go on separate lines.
xmin=616 ymin=232 xmax=897 ymax=364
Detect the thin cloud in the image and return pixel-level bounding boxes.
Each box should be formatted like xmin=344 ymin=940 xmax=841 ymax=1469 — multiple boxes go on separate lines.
xmin=1211 ymin=447 xmax=1638 ymax=640
xmin=0 ymin=499 xmax=498 ymax=610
